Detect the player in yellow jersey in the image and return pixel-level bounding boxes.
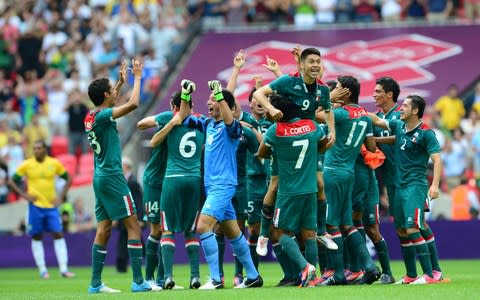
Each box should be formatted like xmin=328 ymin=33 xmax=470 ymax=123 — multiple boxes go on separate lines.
xmin=9 ymin=140 xmax=73 ymax=279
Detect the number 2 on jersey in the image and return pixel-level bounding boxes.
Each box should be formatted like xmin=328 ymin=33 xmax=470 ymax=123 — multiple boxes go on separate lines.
xmin=292 ymin=139 xmax=308 ymax=169
xmin=345 ymin=120 xmax=367 ymax=147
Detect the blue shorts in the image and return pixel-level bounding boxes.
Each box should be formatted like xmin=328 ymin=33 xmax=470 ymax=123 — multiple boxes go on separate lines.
xmin=27 ymin=202 xmax=62 ymax=236
xmin=202 ymin=184 xmax=237 ymax=222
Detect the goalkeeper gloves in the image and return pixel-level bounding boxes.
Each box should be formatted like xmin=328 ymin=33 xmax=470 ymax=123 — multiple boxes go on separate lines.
xmin=208 ymin=80 xmax=224 ymax=102
xmin=181 ymin=79 xmax=196 ymax=102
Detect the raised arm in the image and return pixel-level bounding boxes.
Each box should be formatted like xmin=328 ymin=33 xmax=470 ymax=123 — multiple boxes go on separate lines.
xmin=227 ymin=49 xmax=245 ymax=92
xmin=112 ymin=59 xmax=143 ymax=119
xmin=253 ymin=85 xmax=283 ymax=121
xmin=262 ymin=55 xmax=283 ymax=78
xmin=178 ymin=79 xmax=196 ymax=121
xmin=150 ymin=113 xmax=182 ymax=147
xmin=209 ymin=80 xmax=234 ymax=125
xmin=368 ymin=112 xmax=389 ymax=130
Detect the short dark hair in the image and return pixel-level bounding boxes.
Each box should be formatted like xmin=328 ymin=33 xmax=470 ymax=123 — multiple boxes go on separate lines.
xmin=222 ymin=89 xmax=236 ymax=110
xmin=300 ymin=48 xmax=321 ymax=62
xmin=34 ymin=139 xmax=47 ymax=149
xmin=337 ymin=75 xmax=360 ymax=104
xmin=406 ymin=94 xmax=426 ymax=118
xmin=376 ymin=77 xmax=400 ymax=103
xmin=326 ymin=80 xmax=337 ymax=92
xmin=170 ymin=91 xmax=192 ymax=109
xmin=88 ymin=78 xmax=110 ymax=106
xmin=270 ymin=93 xmax=296 ymax=121
xmin=248 ymin=87 xmax=256 ymax=103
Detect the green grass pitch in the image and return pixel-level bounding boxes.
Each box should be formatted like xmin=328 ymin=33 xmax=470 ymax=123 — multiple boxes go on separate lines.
xmin=1 ymin=260 xmax=479 ymax=300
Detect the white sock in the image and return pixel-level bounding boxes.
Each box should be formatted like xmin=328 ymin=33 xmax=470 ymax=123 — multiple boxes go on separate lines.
xmin=32 ymin=240 xmax=47 ymax=274
xmin=54 ymin=238 xmax=69 ymax=273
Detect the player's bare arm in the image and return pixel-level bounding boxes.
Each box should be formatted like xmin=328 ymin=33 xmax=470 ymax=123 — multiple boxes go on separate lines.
xmin=256 ymin=141 xmax=271 ymax=159
xmin=54 ymin=173 xmax=72 ymax=207
xmin=136 ymin=116 xmax=157 ymax=130
xmin=368 ymin=112 xmax=389 ymax=129
xmin=178 ymin=79 xmax=196 ymax=120
xmin=227 ymin=49 xmax=245 ymax=117
xmin=375 ymin=136 xmax=396 ymax=144
xmin=318 ymin=136 xmax=328 ymax=153
xmin=241 ymin=121 xmax=263 ymax=143
xmin=112 ymin=59 xmax=143 ymax=119
xmin=364 ymin=135 xmax=377 ymax=153
xmin=112 ymin=60 xmax=127 ymax=96
xmin=262 ymin=55 xmax=282 ymax=77
xmin=149 ymin=114 xmax=182 ymax=147
xmin=253 ymin=85 xmax=283 ymax=121
xmin=325 ymin=110 xmax=336 ymax=148
xmin=429 ymin=152 xmax=442 ymax=200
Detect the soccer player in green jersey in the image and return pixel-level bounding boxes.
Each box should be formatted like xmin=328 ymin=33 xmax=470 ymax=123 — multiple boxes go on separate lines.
xmin=369 ymin=95 xmax=443 ymax=284
xmin=146 ymin=91 xmax=205 ymax=290
xmin=84 ymin=60 xmax=160 ymax=293
xmin=257 ymin=93 xmax=327 ymax=287
xmin=316 ymin=75 xmax=380 ymax=286
xmin=373 ymin=78 xmax=444 ymax=282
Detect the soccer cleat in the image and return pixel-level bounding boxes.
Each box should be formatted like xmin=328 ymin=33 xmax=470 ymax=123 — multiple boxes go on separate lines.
xmin=172 ymin=284 xmax=185 ymax=290
xmin=379 ymin=273 xmax=395 ymax=284
xmin=276 ymin=277 xmax=298 ymax=287
xmin=163 ymin=277 xmax=175 ymax=290
xmin=146 ymin=280 xmax=163 ymax=291
xmin=61 ymin=271 xmax=75 ymax=278
xmin=131 ymin=280 xmax=153 ymax=292
xmin=317 ymin=234 xmax=338 ymax=250
xmin=233 ymin=274 xmax=243 ymax=287
xmin=346 ymin=271 xmax=364 ymax=285
xmin=40 ymin=271 xmax=50 ymax=279
xmin=299 ymin=263 xmax=316 ymax=287
xmin=318 ymin=276 xmax=347 ymax=286
xmin=234 ymin=275 xmax=263 ymax=288
xmin=88 ymin=283 xmax=121 ymax=294
xmin=359 ymin=266 xmax=381 ymax=285
xmin=199 ymin=279 xmax=224 ymax=290
xmin=411 ymin=274 xmax=438 ymax=285
xmin=190 ymin=277 xmax=201 ymax=289
xmin=256 ymin=236 xmax=269 ymax=256
xmin=394 ymin=275 xmax=418 ymax=284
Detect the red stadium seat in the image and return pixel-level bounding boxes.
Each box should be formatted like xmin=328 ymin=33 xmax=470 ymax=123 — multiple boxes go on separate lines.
xmin=55 ymin=153 xmax=77 ymax=176
xmin=78 ymin=153 xmax=94 ymax=174
xmin=51 ymin=136 xmax=69 ymax=157
xmin=72 ymin=173 xmax=92 ymax=187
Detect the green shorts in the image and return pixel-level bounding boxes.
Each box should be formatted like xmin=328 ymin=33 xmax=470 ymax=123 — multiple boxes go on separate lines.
xmin=247 ymin=175 xmax=267 ymax=224
xmin=273 ymin=193 xmax=317 ymax=232
xmin=397 ymin=184 xmax=428 ymax=229
xmin=93 ymin=174 xmax=135 ymax=222
xmin=143 ymin=183 xmax=162 ymax=224
xmin=386 ymin=184 xmax=402 ymax=228
xmin=160 ymin=176 xmax=200 ymax=233
xmin=233 ymin=177 xmax=248 ymax=220
xmin=352 ymin=167 xmax=380 ymax=226
xmin=324 ymin=168 xmax=354 ymax=227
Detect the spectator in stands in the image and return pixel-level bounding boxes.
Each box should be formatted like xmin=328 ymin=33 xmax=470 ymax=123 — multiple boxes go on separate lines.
xmin=14 ymin=70 xmax=44 ymax=125
xmin=293 ymin=0 xmax=316 ymax=28
xmin=404 ymin=0 xmax=428 ymax=20
xmin=427 ymin=0 xmax=453 ymax=22
xmin=434 ymin=84 xmax=465 ymax=132
xmin=202 ymin=0 xmax=228 ymax=29
xmin=0 ymin=70 xmax=15 ymax=108
xmin=66 ymin=89 xmax=89 ymax=155
xmin=464 ymin=81 xmax=480 ymax=116
xmin=46 ymin=77 xmax=69 ymax=135
xmin=0 ymin=133 xmax=24 ymax=178
xmin=0 ymin=99 xmax=22 ymax=131
xmin=0 ymin=158 xmax=8 ymax=205
xmin=0 ymin=119 xmax=21 ymax=149
xmin=73 ymin=197 xmax=94 ymax=232
xmin=225 ymin=0 xmax=249 ymax=26
xmin=441 ymin=129 xmax=468 ymax=190
xmin=464 ymin=0 xmax=480 ymax=21
xmin=336 ymin=0 xmax=355 ymax=22
xmin=22 ymin=114 xmax=49 ymax=159
xmin=381 ymin=0 xmax=402 ymax=21
xmin=353 ymin=0 xmax=379 ymax=21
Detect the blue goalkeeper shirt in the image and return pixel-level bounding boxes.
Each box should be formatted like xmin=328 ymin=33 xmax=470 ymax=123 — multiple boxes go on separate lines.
xmin=184 ymin=115 xmax=242 ymax=187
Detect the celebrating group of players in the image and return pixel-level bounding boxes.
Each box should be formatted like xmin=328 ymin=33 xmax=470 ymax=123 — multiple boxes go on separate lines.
xmin=84 ymin=46 xmax=446 ymax=293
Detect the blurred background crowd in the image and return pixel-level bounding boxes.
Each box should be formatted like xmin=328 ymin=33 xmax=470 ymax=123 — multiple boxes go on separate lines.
xmin=1 ymin=0 xmax=479 ymax=235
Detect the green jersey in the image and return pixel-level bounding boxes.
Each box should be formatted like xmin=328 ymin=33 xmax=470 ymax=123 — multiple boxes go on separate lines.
xmin=159 ymin=112 xmax=205 ymax=177
xmin=84 ymin=108 xmax=122 ymax=176
xmin=269 ymin=73 xmax=331 ymax=120
xmin=388 ymin=119 xmax=440 ymax=187
xmin=324 ymin=105 xmax=373 ymax=173
xmin=237 ymin=126 xmax=259 ymax=179
xmin=142 ymin=112 xmax=169 ymax=187
xmin=241 ymin=111 xmax=273 ymax=176
xmin=264 ymin=118 xmax=326 ymax=195
xmin=374 ymin=104 xmax=402 ymax=186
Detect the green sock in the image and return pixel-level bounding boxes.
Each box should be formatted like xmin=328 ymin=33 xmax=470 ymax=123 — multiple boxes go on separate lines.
xmin=185 ymin=232 xmax=200 ymax=278
xmin=304 ymin=239 xmax=318 ymax=267
xmin=327 ymin=228 xmax=345 ymax=281
xmin=279 ymin=235 xmax=307 ymax=270
xmin=273 ymin=242 xmax=293 ymax=280
xmin=317 ymin=200 xmax=327 ymax=236
xmin=400 ymin=236 xmax=417 ymax=278
xmin=90 ymin=244 xmax=106 ymax=288
xmin=161 ymin=234 xmax=175 ymax=280
xmin=145 ymin=235 xmax=159 ymax=281
xmin=353 ymin=219 xmax=366 ymax=241
xmin=260 ymin=204 xmax=273 ymax=237
xmin=345 ymin=227 xmax=375 ymax=271
xmin=215 ymin=234 xmax=225 ymax=277
xmin=127 ymin=240 xmax=144 ymax=284
xmin=248 ymin=235 xmax=259 ymax=271
xmin=374 ymin=238 xmax=392 ymax=275
xmin=420 ymin=227 xmax=441 ymax=272
xmin=343 ymin=237 xmax=350 ymax=271
xmin=408 ymin=232 xmax=433 ymax=277
xmin=317 ymin=242 xmax=328 ymax=273
xmin=155 ymin=245 xmax=164 ymax=285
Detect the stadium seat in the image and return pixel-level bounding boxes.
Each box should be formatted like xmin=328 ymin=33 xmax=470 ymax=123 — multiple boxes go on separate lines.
xmin=51 ymin=136 xmax=69 ymax=157
xmin=78 ymin=153 xmax=94 ymax=174
xmin=55 ymin=153 xmax=77 ymax=176
xmin=72 ymin=173 xmax=92 ymax=187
